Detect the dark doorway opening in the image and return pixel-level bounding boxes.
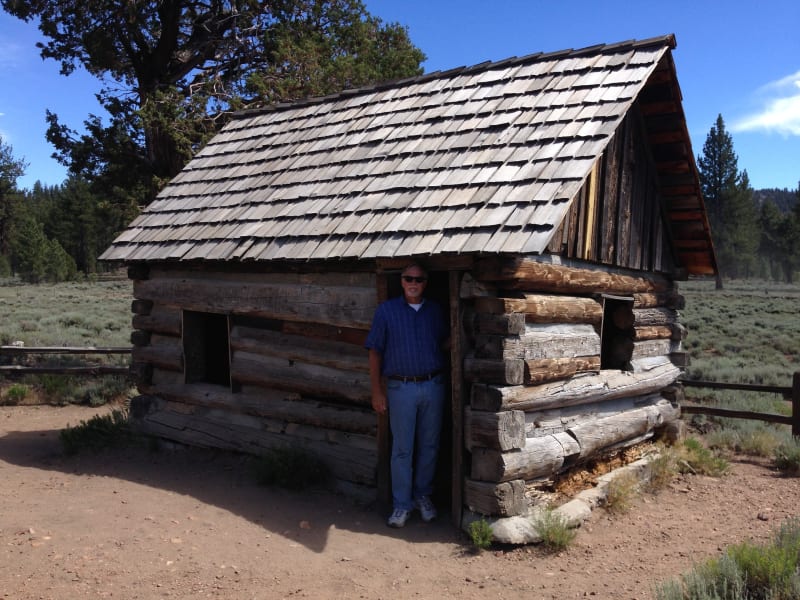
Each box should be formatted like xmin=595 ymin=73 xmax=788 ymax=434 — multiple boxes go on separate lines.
xmin=383 ymin=268 xmax=453 ymax=517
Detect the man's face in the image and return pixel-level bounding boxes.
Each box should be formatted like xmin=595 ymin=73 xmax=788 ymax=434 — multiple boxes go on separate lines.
xmin=401 ymin=266 xmax=427 ymax=302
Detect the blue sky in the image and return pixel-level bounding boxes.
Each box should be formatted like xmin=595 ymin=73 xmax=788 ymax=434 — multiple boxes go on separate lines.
xmin=1 ymin=0 xmax=799 ymax=192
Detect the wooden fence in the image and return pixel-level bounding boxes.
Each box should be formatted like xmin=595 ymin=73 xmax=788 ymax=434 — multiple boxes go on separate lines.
xmin=0 ymin=346 xmax=131 ymax=377
xmin=682 ymin=372 xmax=800 ymax=437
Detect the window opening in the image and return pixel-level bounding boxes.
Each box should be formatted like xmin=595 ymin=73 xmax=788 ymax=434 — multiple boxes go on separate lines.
xmin=600 ymin=295 xmax=634 ymax=370
xmin=183 ymin=311 xmax=231 ymax=386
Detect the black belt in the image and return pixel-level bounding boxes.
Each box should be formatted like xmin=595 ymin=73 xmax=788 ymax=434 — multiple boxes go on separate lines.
xmin=387 ymin=370 xmax=441 ymax=383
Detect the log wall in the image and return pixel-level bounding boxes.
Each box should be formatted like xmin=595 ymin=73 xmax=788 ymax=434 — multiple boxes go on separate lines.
xmin=462 ymin=258 xmax=685 ymax=518
xmin=128 ymin=266 xmax=378 ymax=494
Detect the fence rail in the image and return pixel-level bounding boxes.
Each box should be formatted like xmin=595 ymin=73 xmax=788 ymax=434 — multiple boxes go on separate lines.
xmin=681 ymin=372 xmax=800 ymax=436
xmin=0 ymin=346 xmax=132 ymax=377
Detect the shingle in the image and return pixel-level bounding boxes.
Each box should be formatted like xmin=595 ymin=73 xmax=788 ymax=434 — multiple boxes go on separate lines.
xmin=103 ymin=37 xmax=678 ymax=263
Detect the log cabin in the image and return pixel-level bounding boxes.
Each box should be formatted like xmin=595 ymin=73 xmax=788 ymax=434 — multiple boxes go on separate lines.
xmin=101 ymin=34 xmax=717 ymax=539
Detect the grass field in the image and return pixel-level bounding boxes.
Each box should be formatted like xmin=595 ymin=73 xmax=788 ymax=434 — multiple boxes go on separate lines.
xmin=679 ymin=278 xmax=800 ymax=453
xmin=0 ymin=277 xmax=133 ymax=405
xmin=0 ymin=277 xmax=132 ymax=347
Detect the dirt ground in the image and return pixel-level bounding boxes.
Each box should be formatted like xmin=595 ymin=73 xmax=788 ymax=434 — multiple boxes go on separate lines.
xmin=2 ymin=403 xmax=800 ymax=600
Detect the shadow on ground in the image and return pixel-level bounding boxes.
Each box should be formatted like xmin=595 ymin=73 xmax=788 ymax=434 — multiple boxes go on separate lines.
xmin=0 ymin=405 xmax=465 ymax=554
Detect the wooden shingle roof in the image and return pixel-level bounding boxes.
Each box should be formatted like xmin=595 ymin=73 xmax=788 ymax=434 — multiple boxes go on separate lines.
xmin=101 ymin=34 xmax=716 ymax=275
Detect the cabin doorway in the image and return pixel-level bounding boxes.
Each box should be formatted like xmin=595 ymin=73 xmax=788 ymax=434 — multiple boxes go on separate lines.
xmin=380 ymin=268 xmax=454 ymax=521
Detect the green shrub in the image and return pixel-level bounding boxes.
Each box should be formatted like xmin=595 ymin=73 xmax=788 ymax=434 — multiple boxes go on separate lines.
xmin=604 ymin=471 xmax=640 ymax=514
xmin=253 ymin=446 xmax=329 ymax=491
xmin=60 ymin=409 xmax=132 ymax=455
xmin=774 ymin=439 xmax=800 ymax=476
xmin=655 ymin=518 xmax=800 ymax=600
xmin=468 ymin=518 xmax=494 ymax=551
xmin=645 ymin=447 xmax=678 ymax=492
xmin=679 ymin=438 xmax=729 ymax=477
xmin=1 ymin=383 xmax=30 ymax=405
xmin=534 ymin=508 xmax=576 ymax=552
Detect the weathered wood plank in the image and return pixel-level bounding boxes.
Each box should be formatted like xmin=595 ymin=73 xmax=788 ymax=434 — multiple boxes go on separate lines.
xmin=470 ymin=357 xmax=681 ymax=412
xmin=631 ymin=339 xmax=680 ymax=360
xmin=569 ymin=400 xmax=680 ymax=458
xmin=131 ymin=299 xmax=153 ymax=315
xmin=146 ymin=382 xmax=376 ymax=435
xmin=473 ymin=312 xmax=526 ymax=335
xmin=130 ymin=330 xmax=151 ymax=347
xmin=524 ymin=356 xmax=601 ymax=385
xmin=471 ymin=400 xmax=679 ymax=482
xmin=464 ymin=479 xmax=527 ymax=517
xmin=526 ymin=393 xmax=660 ymax=437
xmin=132 ymin=334 xmax=183 ymax=371
xmin=470 ymin=431 xmax=578 ymax=482
xmin=634 ymin=325 xmax=673 ymax=341
xmin=464 ymin=358 xmax=524 ymax=385
xmin=632 ymin=291 xmax=685 ymax=309
xmin=230 ymin=350 xmax=371 ymax=405
xmin=230 ymin=325 xmax=369 ymax=373
xmin=633 ymin=307 xmax=679 ymax=328
xmin=464 ymin=407 xmax=526 ymax=451
xmin=134 ymin=277 xmax=376 ymax=329
xmin=135 ymin=399 xmax=377 ymax=485
xmin=473 ymin=257 xmax=669 ymax=294
xmin=148 ymin=268 xmax=375 ymax=288
xmin=473 ymin=294 xmax=603 ymax=325
xmin=474 ymin=323 xmax=600 ymax=360
xmin=131 ymin=304 xmax=182 ymax=336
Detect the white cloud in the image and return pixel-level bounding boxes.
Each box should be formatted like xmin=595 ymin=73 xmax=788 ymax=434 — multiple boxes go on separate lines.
xmin=732 ymin=70 xmax=800 ymax=136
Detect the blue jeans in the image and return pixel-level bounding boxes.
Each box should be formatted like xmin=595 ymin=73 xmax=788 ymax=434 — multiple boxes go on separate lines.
xmin=386 ymin=375 xmax=445 ymax=511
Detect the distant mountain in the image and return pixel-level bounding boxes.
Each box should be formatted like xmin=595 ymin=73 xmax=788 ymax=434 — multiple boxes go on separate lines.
xmin=753 ymin=188 xmax=798 ymax=213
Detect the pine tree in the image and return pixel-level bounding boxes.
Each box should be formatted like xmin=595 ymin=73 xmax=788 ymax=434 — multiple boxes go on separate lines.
xmin=697 ymin=115 xmax=761 ymax=283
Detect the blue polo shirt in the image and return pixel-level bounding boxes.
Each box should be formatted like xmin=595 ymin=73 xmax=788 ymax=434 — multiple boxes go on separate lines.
xmin=365 ymin=296 xmax=448 ymax=377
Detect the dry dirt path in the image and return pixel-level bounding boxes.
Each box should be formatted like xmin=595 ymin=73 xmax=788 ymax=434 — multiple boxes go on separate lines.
xmin=2 ymin=403 xmax=799 ymax=600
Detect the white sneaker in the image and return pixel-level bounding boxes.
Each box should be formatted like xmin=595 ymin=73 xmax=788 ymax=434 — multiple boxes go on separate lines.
xmin=387 ymin=508 xmax=411 ymax=528
xmin=414 ymin=496 xmax=437 ymax=522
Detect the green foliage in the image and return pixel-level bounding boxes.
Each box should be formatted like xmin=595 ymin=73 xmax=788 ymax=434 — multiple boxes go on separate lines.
xmin=604 ymin=471 xmax=640 ymax=514
xmin=3 ymin=0 xmax=425 ymax=207
xmin=678 ymin=438 xmax=729 ymax=477
xmin=773 ymin=439 xmax=800 ymax=476
xmin=60 ymin=409 xmax=132 ymax=455
xmin=468 ymin=518 xmax=494 ymax=551
xmin=0 ymin=254 xmax=10 ymax=278
xmin=645 ymin=447 xmax=679 ymax=492
xmin=697 ymin=115 xmax=761 ymax=280
xmin=656 ymin=518 xmax=800 ymax=600
xmin=534 ymin=508 xmax=576 ymax=552
xmin=11 ymin=211 xmax=48 ymax=282
xmin=1 ymin=383 xmax=30 ymax=405
xmin=253 ymin=446 xmax=329 ymax=490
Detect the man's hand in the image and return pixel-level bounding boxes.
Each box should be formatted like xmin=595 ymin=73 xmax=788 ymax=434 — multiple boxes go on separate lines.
xmin=371 ymin=391 xmax=387 ymax=414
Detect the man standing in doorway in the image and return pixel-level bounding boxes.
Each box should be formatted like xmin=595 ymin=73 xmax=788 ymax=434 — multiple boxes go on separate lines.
xmin=366 ymin=263 xmax=449 ymax=528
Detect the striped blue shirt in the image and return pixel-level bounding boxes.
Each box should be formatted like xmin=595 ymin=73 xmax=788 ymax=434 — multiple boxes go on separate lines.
xmin=365 ymin=296 xmax=448 ymax=377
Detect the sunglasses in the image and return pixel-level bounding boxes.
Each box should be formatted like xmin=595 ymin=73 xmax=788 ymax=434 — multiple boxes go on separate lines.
xmin=401 ymin=275 xmax=427 ymax=283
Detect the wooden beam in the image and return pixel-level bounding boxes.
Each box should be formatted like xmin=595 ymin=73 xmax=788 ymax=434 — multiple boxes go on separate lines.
xmin=473 ymin=257 xmax=669 ymax=294
xmin=449 ymin=270 xmax=465 ymax=527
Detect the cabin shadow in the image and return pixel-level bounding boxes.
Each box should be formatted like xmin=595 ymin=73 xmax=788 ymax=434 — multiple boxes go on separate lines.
xmin=0 ymin=422 xmax=463 ymax=554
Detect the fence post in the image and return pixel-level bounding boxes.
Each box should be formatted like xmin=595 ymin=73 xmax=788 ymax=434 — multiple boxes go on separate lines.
xmin=793 ymin=372 xmax=800 ymax=438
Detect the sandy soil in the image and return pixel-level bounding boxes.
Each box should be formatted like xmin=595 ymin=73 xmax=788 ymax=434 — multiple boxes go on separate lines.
xmin=2 ymin=403 xmax=799 ymax=600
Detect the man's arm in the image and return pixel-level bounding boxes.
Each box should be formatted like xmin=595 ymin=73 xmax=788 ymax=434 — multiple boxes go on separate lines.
xmin=368 ymin=348 xmax=387 ymax=414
